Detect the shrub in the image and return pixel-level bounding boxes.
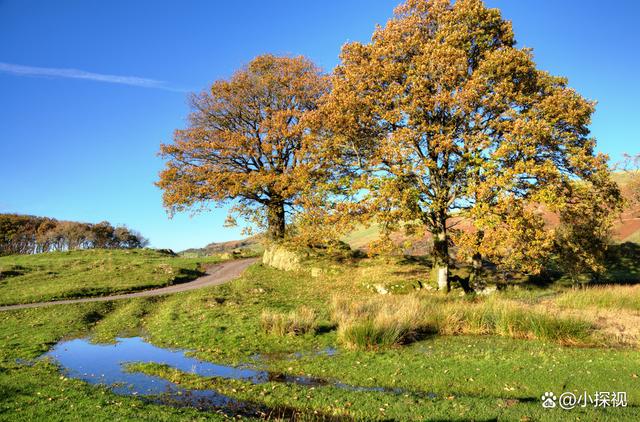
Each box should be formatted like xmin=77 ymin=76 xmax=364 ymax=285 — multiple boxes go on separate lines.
xmin=260 ymin=306 xmax=318 ymax=336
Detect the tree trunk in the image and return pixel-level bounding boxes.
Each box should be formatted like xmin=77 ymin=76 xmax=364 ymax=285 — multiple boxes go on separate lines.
xmin=469 ymin=252 xmax=483 ymax=290
xmin=266 ymin=201 xmax=286 ymax=241
xmin=467 ymin=230 xmax=485 ymax=292
xmin=433 ymin=228 xmax=450 ymax=292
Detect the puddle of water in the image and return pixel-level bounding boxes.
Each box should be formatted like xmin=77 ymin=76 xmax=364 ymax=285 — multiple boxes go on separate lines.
xmin=42 ymin=337 xmax=434 ymax=413
xmin=45 ymin=337 xmax=346 ymax=391
xmin=43 ymin=337 xmax=247 ymax=411
xmin=45 ymin=337 xmax=270 ymax=390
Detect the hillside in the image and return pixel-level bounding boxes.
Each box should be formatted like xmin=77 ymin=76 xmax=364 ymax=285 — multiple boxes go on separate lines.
xmin=612 ymin=171 xmax=640 ymax=242
xmin=179 ymin=236 xmax=263 ymax=257
xmin=0 ymin=249 xmax=222 ymax=306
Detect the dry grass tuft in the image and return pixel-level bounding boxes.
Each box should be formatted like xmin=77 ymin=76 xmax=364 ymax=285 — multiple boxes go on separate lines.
xmin=331 ymin=295 xmax=425 ymax=350
xmin=260 ymin=306 xmax=318 ymax=336
xmin=555 ymin=285 xmax=640 ymax=311
xmin=330 ymin=294 xmax=594 ymax=350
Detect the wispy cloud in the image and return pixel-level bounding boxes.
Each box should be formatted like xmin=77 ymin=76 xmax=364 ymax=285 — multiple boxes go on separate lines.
xmin=0 ymin=62 xmax=187 ymax=92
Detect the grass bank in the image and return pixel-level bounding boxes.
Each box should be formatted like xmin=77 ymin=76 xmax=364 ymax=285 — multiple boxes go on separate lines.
xmin=0 ymin=249 xmax=223 ymax=305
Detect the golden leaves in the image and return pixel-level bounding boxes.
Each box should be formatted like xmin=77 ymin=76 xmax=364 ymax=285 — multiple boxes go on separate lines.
xmin=158 ymin=0 xmax=623 ymax=270
xmin=316 ymin=0 xmax=621 ymax=270
xmin=157 ymin=55 xmax=329 ymax=237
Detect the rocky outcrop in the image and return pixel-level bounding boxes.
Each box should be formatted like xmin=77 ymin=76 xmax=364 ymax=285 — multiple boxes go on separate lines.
xmin=262 ymin=244 xmax=304 ymax=271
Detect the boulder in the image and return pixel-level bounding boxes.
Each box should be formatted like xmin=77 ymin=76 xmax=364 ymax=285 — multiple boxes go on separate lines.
xmin=262 ymin=244 xmax=303 ymax=271
xmin=155 ymin=248 xmax=177 ymax=256
xmin=476 ymin=285 xmax=497 ymax=296
xmin=373 ymin=284 xmax=389 ymax=295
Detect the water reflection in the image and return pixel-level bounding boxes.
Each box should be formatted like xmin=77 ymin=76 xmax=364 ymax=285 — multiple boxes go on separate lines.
xmin=42 ymin=336 xmax=432 ymax=413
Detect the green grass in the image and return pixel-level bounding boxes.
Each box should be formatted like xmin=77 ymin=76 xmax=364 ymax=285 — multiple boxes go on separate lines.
xmin=342 ymin=224 xmax=381 ymax=250
xmin=332 ymin=295 xmax=421 ymax=350
xmin=0 ymin=249 xmax=223 ymax=305
xmin=125 ymin=338 xmax=640 ymax=421
xmin=1 ymin=257 xmax=639 ymax=420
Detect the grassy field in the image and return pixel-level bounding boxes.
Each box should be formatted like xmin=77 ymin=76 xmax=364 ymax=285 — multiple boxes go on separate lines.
xmin=1 ymin=252 xmax=639 ymax=421
xmin=0 ymin=249 xmax=224 ymax=306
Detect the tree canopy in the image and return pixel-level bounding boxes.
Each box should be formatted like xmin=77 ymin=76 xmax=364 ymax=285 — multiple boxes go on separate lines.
xmin=315 ymin=0 xmax=620 ymax=290
xmin=157 ymin=54 xmax=329 ymax=240
xmin=156 ymin=0 xmax=623 ymax=293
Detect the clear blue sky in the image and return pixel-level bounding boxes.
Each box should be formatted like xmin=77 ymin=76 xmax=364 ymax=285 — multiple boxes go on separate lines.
xmin=1 ymin=1 xmax=638 ymax=251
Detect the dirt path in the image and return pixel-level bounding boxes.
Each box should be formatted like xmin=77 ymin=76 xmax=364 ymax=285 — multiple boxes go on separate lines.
xmin=0 ymin=258 xmax=258 ymax=312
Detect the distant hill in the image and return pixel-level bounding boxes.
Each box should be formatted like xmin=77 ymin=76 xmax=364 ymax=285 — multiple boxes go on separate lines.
xmin=179 ymin=236 xmax=263 ymax=257
xmin=611 ymin=172 xmax=640 ymax=243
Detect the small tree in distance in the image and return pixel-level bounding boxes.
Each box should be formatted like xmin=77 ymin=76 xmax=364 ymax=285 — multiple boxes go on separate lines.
xmin=157 ymin=54 xmax=329 ymax=241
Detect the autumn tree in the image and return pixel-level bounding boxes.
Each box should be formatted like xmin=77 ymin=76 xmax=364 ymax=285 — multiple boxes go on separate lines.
xmin=0 ymin=214 xmax=147 ymax=255
xmin=157 ymin=55 xmax=329 ymax=241
xmin=114 ymin=226 xmax=149 ymax=249
xmin=317 ymin=0 xmax=619 ymax=291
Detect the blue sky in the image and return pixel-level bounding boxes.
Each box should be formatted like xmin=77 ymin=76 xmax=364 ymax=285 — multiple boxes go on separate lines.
xmin=1 ymin=1 xmax=638 ymax=251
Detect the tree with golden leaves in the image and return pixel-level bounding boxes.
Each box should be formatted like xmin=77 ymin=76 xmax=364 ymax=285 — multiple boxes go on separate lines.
xmin=318 ymin=0 xmax=620 ymax=291
xmin=157 ymin=55 xmax=329 ymax=240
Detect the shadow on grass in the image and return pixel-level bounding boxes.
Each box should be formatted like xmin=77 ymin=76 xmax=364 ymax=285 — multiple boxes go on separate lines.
xmin=315 ymin=322 xmax=337 ymax=335
xmin=153 ymin=392 xmax=354 ymax=421
xmin=0 ymin=270 xmax=25 ymax=278
xmin=398 ymin=255 xmax=432 ymax=266
xmin=478 ymin=242 xmax=640 ymax=291
xmin=0 ymin=265 xmax=29 ymax=279
xmin=81 ymin=311 xmax=104 ymax=324
xmin=171 ymin=268 xmax=206 ymax=285
xmin=405 ymin=328 xmax=438 ymax=346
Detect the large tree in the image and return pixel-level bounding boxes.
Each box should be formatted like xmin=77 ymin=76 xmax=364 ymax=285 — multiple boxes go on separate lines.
xmin=318 ymin=0 xmax=618 ymax=291
xmin=157 ymin=55 xmax=329 ymax=240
